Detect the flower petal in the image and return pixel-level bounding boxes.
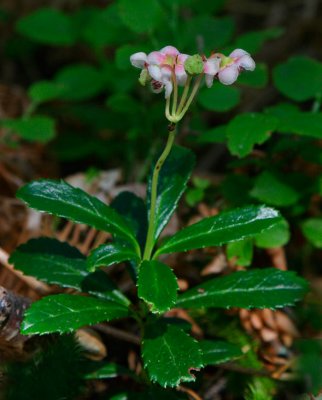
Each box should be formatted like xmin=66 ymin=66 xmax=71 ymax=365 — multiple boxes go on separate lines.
xmin=175 ymin=64 xmax=187 ymax=85
xmin=177 ymin=53 xmax=189 ymax=64
xmin=237 ymin=55 xmax=255 ymax=71
xmin=205 ymin=74 xmax=215 ymax=88
xmin=148 ymin=64 xmax=162 ymax=81
xmin=203 ymin=57 xmax=220 ymax=75
xmin=160 ymin=46 xmax=180 ymax=56
xmin=147 ymin=51 xmax=165 ymax=65
xmin=160 ymin=65 xmax=172 ymax=81
xmin=164 ymin=80 xmax=173 ymax=98
xmin=218 ymin=65 xmax=239 ymax=85
xmin=130 ymin=52 xmax=147 ymax=69
xmin=229 ymin=48 xmax=249 ymax=59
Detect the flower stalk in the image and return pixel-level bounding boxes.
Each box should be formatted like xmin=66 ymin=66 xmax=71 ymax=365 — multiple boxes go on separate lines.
xmin=143 ymin=124 xmax=176 ymax=260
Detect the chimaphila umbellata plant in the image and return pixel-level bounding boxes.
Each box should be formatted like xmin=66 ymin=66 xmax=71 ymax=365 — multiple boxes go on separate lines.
xmin=9 ymin=45 xmax=307 ymax=394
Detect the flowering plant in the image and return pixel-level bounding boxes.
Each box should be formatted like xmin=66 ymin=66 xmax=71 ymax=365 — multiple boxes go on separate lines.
xmin=8 ymin=44 xmax=308 ymax=397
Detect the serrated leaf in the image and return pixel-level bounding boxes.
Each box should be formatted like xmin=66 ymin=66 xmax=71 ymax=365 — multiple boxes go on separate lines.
xmin=28 ymin=81 xmax=65 ymax=103
xmin=10 ymin=237 xmax=130 ymax=306
xmin=16 ymin=8 xmax=77 ymax=46
xmin=55 ymin=64 xmax=105 ymax=101
xmin=227 ymin=238 xmax=253 ymax=267
xmin=155 ymin=205 xmax=281 ymax=256
xmin=88 ymin=242 xmax=139 ymax=272
xmin=255 ymin=219 xmax=290 ymax=248
xmin=138 ymin=261 xmax=178 ymax=313
xmin=177 ymin=268 xmax=308 ymax=309
xmin=118 ymin=0 xmax=162 ymax=34
xmin=227 ymin=113 xmax=278 ymax=157
xmin=22 ymin=294 xmax=129 ymax=335
xmin=142 ymin=320 xmax=203 ymax=387
xmin=200 ymin=340 xmax=243 ymax=365
xmin=147 ymin=145 xmax=195 ymax=241
xmin=17 ymin=180 xmax=139 ymax=252
xmin=2 ymin=116 xmax=55 ymax=142
xmin=111 ymin=191 xmax=147 ymax=250
xmin=250 ymin=172 xmax=299 ymax=207
xmin=199 ymin=83 xmax=240 ymax=112
xmin=273 ymin=56 xmax=322 ymax=101
xmin=301 ymin=218 xmax=322 ymax=248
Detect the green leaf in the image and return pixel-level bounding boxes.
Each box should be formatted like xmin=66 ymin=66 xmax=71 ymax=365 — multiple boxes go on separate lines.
xmin=147 ymin=145 xmax=195 ymax=241
xmin=200 ymin=340 xmax=243 ymax=365
xmin=301 ymin=218 xmax=322 ymax=248
xmin=82 ymin=5 xmax=131 ymax=48
xmin=142 ymin=320 xmax=203 ymax=387
xmin=55 ymin=64 xmax=105 ymax=101
xmin=238 ymin=63 xmax=268 ymax=88
xmin=197 ymin=125 xmax=227 ymax=144
xmin=199 ymin=83 xmax=240 ymax=112
xmin=17 ymin=180 xmax=139 ymax=252
xmin=111 ymin=191 xmax=147 ymax=249
xmin=227 ymin=238 xmax=253 ymax=267
xmin=273 ymin=56 xmax=322 ymax=101
xmin=255 ymin=219 xmax=290 ymax=248
xmin=88 ymin=243 xmax=139 ymax=272
xmin=16 ymin=7 xmax=77 ymax=46
xmin=9 ymin=237 xmax=130 ymax=306
xmin=138 ymin=261 xmax=178 ymax=313
xmin=233 ymin=28 xmax=283 ymax=54
xmin=118 ymin=0 xmax=162 ymax=34
xmin=155 ymin=205 xmax=281 ymax=256
xmin=177 ymin=268 xmax=308 ymax=309
xmin=22 ymin=294 xmax=129 ymax=335
xmin=227 ymin=113 xmax=277 ymax=157
xmin=250 ymin=172 xmax=299 ymax=207
xmin=2 ymin=116 xmax=55 ymax=142
xmin=85 ymin=362 xmax=135 ymax=380
xmin=282 ymin=112 xmax=322 ymax=139
xmin=28 ymin=81 xmax=65 ymax=104
xmin=182 ymin=16 xmax=235 ymax=52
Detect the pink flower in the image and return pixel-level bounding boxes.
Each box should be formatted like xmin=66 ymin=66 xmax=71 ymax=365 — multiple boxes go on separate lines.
xmin=130 ymin=46 xmax=189 ymax=98
xmin=204 ymin=49 xmax=255 ymax=87
xmin=218 ymin=49 xmax=255 ymax=85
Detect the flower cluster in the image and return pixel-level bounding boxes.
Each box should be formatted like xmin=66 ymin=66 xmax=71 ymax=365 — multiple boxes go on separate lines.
xmin=130 ymin=45 xmax=255 ymax=123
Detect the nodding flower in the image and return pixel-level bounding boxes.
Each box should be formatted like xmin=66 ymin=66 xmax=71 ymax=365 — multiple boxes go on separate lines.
xmin=204 ymin=49 xmax=255 ymax=87
xmin=130 ymin=46 xmax=189 ymax=98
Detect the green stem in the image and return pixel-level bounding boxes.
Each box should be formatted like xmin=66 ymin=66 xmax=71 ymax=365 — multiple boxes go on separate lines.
xmin=177 ymin=74 xmax=203 ymax=120
xmin=176 ymin=76 xmax=192 ymax=116
xmin=171 ymin=70 xmax=178 ymax=116
xmin=143 ymin=126 xmax=176 ymax=260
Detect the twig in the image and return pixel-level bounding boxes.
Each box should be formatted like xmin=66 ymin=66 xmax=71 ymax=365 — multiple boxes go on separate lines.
xmin=95 ymin=323 xmax=140 ymax=346
xmin=177 ymin=386 xmax=203 ymax=400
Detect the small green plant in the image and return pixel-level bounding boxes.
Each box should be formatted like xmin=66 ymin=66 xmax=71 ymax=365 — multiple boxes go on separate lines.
xmin=8 ymin=45 xmax=309 ymax=396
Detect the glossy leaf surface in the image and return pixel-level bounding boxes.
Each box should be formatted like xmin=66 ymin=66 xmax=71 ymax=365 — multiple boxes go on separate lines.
xmin=200 ymin=340 xmax=243 ymax=365
xmin=22 ymin=294 xmax=129 ymax=335
xmin=17 ymin=180 xmax=138 ymax=251
xmin=87 ymin=242 xmax=139 ymax=272
xmin=138 ymin=261 xmax=178 ymax=313
xmin=142 ymin=320 xmax=203 ymax=387
xmin=156 ymin=205 xmax=281 ymax=256
xmin=177 ymin=269 xmax=308 ymax=309
xmin=147 ymin=145 xmax=195 ymax=241
xmin=10 ymin=237 xmax=130 ymax=306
